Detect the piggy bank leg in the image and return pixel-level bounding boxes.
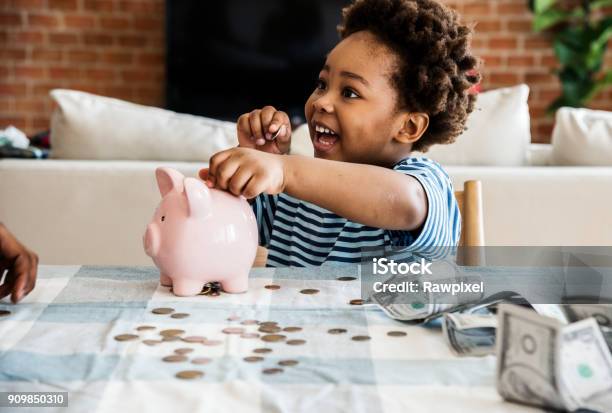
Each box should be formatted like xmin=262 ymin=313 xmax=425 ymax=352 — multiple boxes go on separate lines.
xmin=160 ymin=273 xmax=172 ymax=287
xmin=221 ymin=274 xmax=249 ymax=293
xmin=172 ymin=279 xmax=205 ymax=297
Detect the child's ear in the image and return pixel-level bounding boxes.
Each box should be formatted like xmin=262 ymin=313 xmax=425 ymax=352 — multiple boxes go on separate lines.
xmin=394 ymin=112 xmax=429 ymax=144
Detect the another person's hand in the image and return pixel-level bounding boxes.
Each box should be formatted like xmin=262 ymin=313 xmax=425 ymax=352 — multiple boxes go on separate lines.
xmin=237 ymin=106 xmax=292 ymax=155
xmin=199 ymin=148 xmax=287 ymax=198
xmin=0 ymin=224 xmax=38 ymax=304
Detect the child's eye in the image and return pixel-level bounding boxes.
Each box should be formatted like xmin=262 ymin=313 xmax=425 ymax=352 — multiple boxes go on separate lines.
xmin=342 ymin=88 xmax=360 ymax=99
xmin=315 ymin=78 xmax=326 ymax=90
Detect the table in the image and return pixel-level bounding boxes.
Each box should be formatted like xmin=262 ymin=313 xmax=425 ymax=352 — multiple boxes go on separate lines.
xmin=0 ymin=265 xmax=538 ymax=412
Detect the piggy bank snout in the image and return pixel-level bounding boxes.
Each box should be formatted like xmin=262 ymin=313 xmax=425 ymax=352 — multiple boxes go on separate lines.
xmin=144 ymin=223 xmax=160 ymax=257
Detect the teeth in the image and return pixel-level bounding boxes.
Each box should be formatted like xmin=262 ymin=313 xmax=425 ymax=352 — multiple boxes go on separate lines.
xmin=315 ymin=124 xmax=336 ymax=135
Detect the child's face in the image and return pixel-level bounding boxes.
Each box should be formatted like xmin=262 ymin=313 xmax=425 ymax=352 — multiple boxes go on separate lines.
xmin=305 ymin=30 xmax=411 ymax=166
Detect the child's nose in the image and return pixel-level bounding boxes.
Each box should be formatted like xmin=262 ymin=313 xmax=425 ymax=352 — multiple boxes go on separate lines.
xmin=313 ymin=95 xmax=334 ymax=113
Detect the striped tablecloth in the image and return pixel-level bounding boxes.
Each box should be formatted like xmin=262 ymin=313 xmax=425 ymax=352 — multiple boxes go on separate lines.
xmin=0 ymin=265 xmax=538 ymax=413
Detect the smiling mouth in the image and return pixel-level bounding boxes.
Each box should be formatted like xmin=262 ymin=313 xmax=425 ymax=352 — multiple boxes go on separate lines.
xmin=313 ymin=124 xmax=339 ymax=153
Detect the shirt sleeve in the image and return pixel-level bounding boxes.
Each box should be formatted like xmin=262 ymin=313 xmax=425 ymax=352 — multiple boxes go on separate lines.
xmin=385 ymin=158 xmax=461 ymax=258
xmin=250 ymin=193 xmax=279 ymax=247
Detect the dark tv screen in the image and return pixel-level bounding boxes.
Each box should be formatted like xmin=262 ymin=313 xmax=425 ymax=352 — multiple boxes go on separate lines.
xmin=166 ymin=0 xmax=350 ymax=125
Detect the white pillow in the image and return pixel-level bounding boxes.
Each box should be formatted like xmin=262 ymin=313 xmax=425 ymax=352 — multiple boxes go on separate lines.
xmin=551 ymin=107 xmax=612 ymax=166
xmin=50 ymin=89 xmax=238 ymax=161
xmin=415 ymin=84 xmax=531 ymax=166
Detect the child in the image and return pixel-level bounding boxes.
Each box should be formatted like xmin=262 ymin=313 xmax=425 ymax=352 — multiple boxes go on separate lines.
xmin=200 ymin=0 xmax=479 ymax=267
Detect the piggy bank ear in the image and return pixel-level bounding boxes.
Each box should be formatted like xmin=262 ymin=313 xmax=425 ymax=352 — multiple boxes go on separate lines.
xmin=184 ymin=177 xmax=211 ymax=218
xmin=156 ymin=167 xmax=184 ymax=197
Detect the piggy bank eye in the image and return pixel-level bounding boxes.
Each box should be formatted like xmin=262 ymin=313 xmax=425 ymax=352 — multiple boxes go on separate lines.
xmin=161 ymin=216 xmax=165 ymax=222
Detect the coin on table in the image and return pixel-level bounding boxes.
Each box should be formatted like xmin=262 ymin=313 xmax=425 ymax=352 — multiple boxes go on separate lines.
xmin=278 ymin=360 xmax=299 ymax=367
xmin=337 ymin=276 xmax=357 ymax=281
xmin=259 ymin=321 xmax=278 ymax=327
xmin=163 ymin=336 xmax=181 ymax=342
xmin=258 ymin=325 xmax=281 ymax=334
xmin=176 ymin=370 xmax=204 ymax=380
xmin=114 ymin=334 xmax=139 ymax=341
xmin=240 ymin=333 xmax=260 ymax=339
xmin=136 ymin=325 xmax=156 ymax=331
xmin=351 ymin=335 xmax=371 ymax=341
xmin=160 ymin=329 xmax=185 ymax=337
xmin=174 ymin=348 xmax=194 ymax=355
xmin=264 ymin=284 xmax=281 ymax=290
xmin=162 ymin=355 xmax=188 ymax=362
xmin=387 ymin=331 xmax=407 ymax=337
xmin=253 ymin=348 xmax=273 ymax=354
xmin=182 ymin=336 xmax=206 ymax=343
xmin=191 ymin=357 xmax=212 ymax=365
xmin=202 ymin=339 xmax=223 ymax=346
xmin=227 ymin=315 xmax=241 ymax=322
xmin=282 ymin=327 xmax=302 ymax=333
xmin=327 ymin=328 xmax=347 ymax=335
xmin=241 ymin=319 xmax=259 ymax=325
xmin=263 ymin=368 xmax=283 ymax=375
xmin=0 ymin=310 xmax=11 ymax=317
xmin=152 ymin=307 xmax=174 ymax=315
xmin=261 ymin=334 xmax=286 ymax=343
xmin=142 ymin=339 xmax=162 ymax=346
xmin=300 ymin=289 xmax=319 ymax=295
xmin=222 ymin=327 xmax=244 ymax=335
xmin=243 ymin=356 xmax=264 ymax=363
xmin=349 ymin=299 xmax=364 ymax=305
xmin=171 ymin=313 xmax=190 ymax=319
xmin=286 ymin=339 xmax=306 ymax=346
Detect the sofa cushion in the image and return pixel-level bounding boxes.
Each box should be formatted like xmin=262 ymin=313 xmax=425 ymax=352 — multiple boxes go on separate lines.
xmin=414 ymin=84 xmax=531 ymax=166
xmin=551 ymin=107 xmax=612 ymax=166
xmin=50 ymin=89 xmax=238 ymax=161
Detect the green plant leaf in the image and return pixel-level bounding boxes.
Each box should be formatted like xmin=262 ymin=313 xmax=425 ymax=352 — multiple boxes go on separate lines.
xmin=591 ymin=0 xmax=612 ymax=10
xmin=534 ymin=0 xmax=557 ymax=13
xmin=586 ymin=70 xmax=612 ymax=101
xmin=533 ymin=8 xmax=584 ymax=31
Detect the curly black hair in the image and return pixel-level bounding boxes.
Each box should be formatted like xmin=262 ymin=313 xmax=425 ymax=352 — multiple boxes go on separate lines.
xmin=338 ymin=0 xmax=480 ymax=152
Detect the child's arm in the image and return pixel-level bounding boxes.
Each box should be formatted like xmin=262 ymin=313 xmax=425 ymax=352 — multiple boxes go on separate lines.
xmin=201 ymin=148 xmax=427 ymax=231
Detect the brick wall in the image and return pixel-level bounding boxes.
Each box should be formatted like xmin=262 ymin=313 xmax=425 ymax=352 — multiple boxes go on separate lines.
xmin=1 ymin=0 xmax=611 ymax=143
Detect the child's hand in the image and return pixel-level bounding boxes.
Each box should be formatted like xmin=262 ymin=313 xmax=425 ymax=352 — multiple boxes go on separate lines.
xmin=199 ymin=148 xmax=287 ymax=198
xmin=0 ymin=223 xmax=38 ymax=304
xmin=237 ymin=106 xmax=291 ymax=155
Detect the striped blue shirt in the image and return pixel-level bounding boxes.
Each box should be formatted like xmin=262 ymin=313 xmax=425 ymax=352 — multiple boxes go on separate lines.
xmin=251 ymin=157 xmax=461 ymax=267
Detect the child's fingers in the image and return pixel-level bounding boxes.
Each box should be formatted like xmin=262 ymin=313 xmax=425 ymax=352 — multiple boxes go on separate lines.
xmin=236 ymin=114 xmax=255 ymax=148
xmin=213 ymin=156 xmax=242 ymax=191
xmin=227 ymin=166 xmax=254 ymax=196
xmin=248 ymin=110 xmax=266 ymax=143
xmin=260 ymin=106 xmax=277 ymax=139
xmin=242 ymin=176 xmax=269 ymax=199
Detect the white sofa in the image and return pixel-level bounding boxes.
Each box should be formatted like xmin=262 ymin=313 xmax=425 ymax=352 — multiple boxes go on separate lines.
xmin=1 ymin=88 xmax=611 ymax=265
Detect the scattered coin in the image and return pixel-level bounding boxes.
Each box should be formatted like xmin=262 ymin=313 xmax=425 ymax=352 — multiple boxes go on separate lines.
xmin=0 ymin=310 xmax=11 ymax=317
xmin=349 ymin=299 xmax=364 ymax=305
xmin=243 ymin=356 xmax=264 ymax=363
xmin=142 ymin=339 xmax=163 ymax=346
xmin=171 ymin=313 xmax=190 ymax=319
xmin=114 ymin=334 xmax=139 ymax=341
xmin=282 ymin=327 xmax=302 ymax=333
xmin=253 ymin=348 xmax=273 ymax=354
xmin=286 ymin=339 xmax=306 ymax=346
xmin=387 ymin=331 xmax=407 ymax=337
xmin=160 ymin=329 xmax=185 ymax=337
xmin=337 ymin=276 xmax=357 ymax=281
xmin=241 ymin=319 xmax=259 ymax=325
xmin=351 ymin=335 xmax=371 ymax=341
xmin=300 ymin=289 xmax=319 ymax=295
xmin=163 ymin=336 xmax=181 ymax=342
xmin=263 ymin=368 xmax=283 ymax=375
xmin=278 ymin=360 xmax=299 ymax=367
xmin=259 ymin=321 xmax=278 ymax=328
xmin=264 ymin=284 xmax=281 ymax=290
xmin=176 ymin=370 xmax=204 ymax=380
xmin=222 ymin=327 xmax=245 ymax=335
xmin=261 ymin=334 xmax=286 ymax=343
xmin=162 ymin=355 xmax=188 ymax=362
xmin=227 ymin=315 xmax=241 ymax=322
xmin=202 ymin=339 xmax=223 ymax=346
xmin=136 ymin=325 xmax=156 ymax=331
xmin=240 ymin=333 xmax=260 ymax=339
xmin=182 ymin=336 xmax=206 ymax=343
xmin=328 ymin=328 xmax=347 ymax=335
xmin=174 ymin=348 xmax=194 ymax=355
xmin=191 ymin=357 xmax=212 ymax=365
xmin=259 ymin=325 xmax=282 ymax=334
xmin=152 ymin=307 xmax=174 ymax=315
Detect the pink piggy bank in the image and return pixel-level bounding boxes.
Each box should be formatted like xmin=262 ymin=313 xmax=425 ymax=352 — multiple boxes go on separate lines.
xmin=143 ymin=167 xmax=258 ymax=296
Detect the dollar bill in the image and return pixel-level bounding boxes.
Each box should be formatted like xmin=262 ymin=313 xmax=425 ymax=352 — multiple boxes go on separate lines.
xmin=497 ymin=303 xmax=612 ymax=412
xmin=564 ymin=304 xmax=612 ymax=327
xmin=442 ymin=312 xmax=496 ymax=357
